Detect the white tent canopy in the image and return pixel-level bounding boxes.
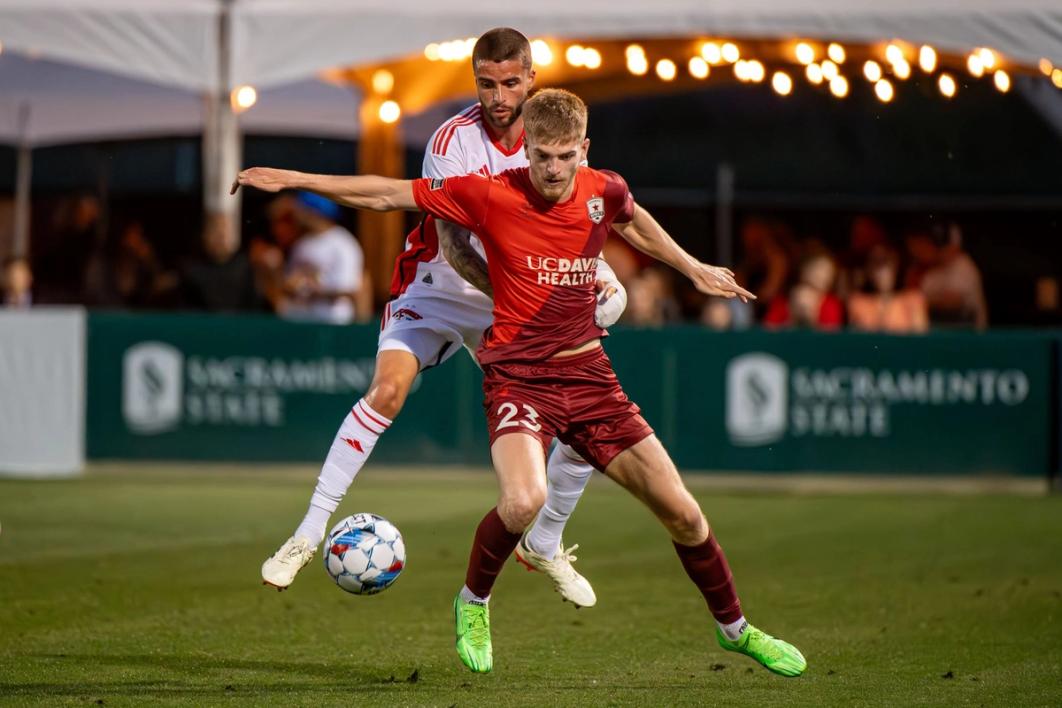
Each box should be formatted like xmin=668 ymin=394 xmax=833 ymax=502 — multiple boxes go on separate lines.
xmin=231 ymin=0 xmax=1062 ymax=90
xmin=0 ymin=0 xmax=219 ymax=91
xmin=0 ymin=54 xmax=359 ymax=147
xmin=1 ymin=1 xmax=1060 ymax=92
xmin=0 ymin=46 xmax=360 ymax=253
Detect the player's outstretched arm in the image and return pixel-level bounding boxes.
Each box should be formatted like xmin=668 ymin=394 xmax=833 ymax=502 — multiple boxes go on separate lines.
xmin=231 ymin=168 xmax=417 ymax=212
xmin=613 ymin=203 xmax=755 ymax=302
xmin=437 ymin=221 xmax=493 ymax=299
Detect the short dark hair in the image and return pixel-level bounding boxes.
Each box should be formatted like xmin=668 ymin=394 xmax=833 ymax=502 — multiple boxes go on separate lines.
xmin=472 ymin=28 xmax=532 ymax=70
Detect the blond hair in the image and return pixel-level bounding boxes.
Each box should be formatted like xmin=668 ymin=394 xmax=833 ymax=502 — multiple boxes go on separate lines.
xmin=522 ymin=89 xmax=588 ymax=144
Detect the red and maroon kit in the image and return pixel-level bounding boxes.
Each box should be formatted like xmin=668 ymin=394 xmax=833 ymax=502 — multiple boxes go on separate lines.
xmin=415 ymin=168 xmax=746 ymax=622
xmin=411 ymin=167 xmax=652 ymax=470
xmin=413 ymin=167 xmax=626 ymax=364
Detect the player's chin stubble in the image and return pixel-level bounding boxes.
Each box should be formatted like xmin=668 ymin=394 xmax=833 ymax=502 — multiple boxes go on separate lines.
xmin=485 ymin=106 xmax=520 ymax=130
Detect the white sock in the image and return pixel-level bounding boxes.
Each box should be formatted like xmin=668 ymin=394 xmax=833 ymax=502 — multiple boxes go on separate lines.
xmin=525 ymin=443 xmax=593 ymax=559
xmin=459 ymin=585 xmax=489 ymax=604
xmin=293 ymin=399 xmax=392 ymax=545
xmin=718 ymin=616 xmax=749 ymax=641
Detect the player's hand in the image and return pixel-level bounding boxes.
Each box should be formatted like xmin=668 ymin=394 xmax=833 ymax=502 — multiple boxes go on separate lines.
xmin=689 ymin=263 xmax=756 ymax=303
xmin=230 ymin=167 xmax=297 ymax=195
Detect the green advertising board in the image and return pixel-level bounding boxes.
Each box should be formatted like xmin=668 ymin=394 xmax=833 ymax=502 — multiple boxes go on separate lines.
xmin=86 ymin=314 xmax=1057 ymax=476
xmin=87 ymin=312 xmax=490 ymax=465
xmin=605 ymin=328 xmax=1054 ymax=476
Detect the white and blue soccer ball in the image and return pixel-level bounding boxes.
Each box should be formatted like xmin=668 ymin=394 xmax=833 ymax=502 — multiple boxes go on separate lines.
xmin=324 ymin=513 xmax=406 ymax=595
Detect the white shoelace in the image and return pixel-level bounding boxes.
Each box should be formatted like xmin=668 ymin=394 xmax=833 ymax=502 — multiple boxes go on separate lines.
xmin=554 ymin=543 xmax=581 ymax=581
xmin=282 ymin=541 xmax=310 ymax=563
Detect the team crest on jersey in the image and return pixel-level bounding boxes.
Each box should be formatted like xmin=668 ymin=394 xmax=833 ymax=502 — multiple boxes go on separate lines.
xmin=586 ymin=197 xmax=605 ymax=224
xmin=429 ymin=178 xmax=445 ymax=191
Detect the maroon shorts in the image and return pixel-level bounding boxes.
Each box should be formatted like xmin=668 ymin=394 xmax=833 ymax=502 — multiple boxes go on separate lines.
xmin=482 ymin=346 xmax=654 ymax=472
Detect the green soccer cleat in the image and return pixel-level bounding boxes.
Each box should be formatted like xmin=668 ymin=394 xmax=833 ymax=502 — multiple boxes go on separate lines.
xmin=716 ymin=624 xmax=807 ymax=677
xmin=454 ymin=594 xmax=493 ymax=673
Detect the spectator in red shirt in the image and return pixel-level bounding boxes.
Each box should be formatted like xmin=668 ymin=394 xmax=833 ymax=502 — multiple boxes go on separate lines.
xmin=763 ymin=244 xmax=843 ymax=330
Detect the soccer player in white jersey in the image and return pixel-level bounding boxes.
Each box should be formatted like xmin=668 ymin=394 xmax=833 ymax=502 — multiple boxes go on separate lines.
xmin=261 ymin=28 xmax=626 ymax=606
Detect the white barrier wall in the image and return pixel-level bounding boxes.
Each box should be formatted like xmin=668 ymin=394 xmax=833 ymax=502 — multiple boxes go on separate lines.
xmin=0 ymin=308 xmax=85 ymax=476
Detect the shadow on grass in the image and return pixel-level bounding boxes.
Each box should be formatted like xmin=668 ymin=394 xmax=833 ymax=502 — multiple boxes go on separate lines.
xmin=6 ymin=653 xmax=737 ymax=698
xmin=0 ymin=681 xmax=400 ymax=699
xmin=6 ymin=653 xmax=426 ymax=697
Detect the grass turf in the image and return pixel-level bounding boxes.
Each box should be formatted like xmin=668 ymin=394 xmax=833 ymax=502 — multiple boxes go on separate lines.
xmin=1 ymin=465 xmax=1060 ymax=707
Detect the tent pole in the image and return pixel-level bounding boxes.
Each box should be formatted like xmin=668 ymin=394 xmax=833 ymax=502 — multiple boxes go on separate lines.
xmin=13 ymin=104 xmax=32 ymax=259
xmin=203 ymin=0 xmax=241 ymax=244
xmin=357 ymin=95 xmax=405 ymax=306
xmin=715 ymin=162 xmax=735 ymax=267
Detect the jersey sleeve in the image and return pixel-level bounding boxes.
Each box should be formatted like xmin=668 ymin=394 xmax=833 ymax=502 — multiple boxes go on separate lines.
xmin=411 ymin=175 xmax=490 ymax=233
xmin=600 ymin=169 xmax=635 ymax=224
xmin=422 ymin=131 xmax=467 ymax=179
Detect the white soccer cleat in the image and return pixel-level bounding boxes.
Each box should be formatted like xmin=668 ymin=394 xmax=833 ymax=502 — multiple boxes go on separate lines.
xmin=515 ymin=537 xmax=597 ymax=608
xmin=261 ymin=536 xmax=316 ymax=590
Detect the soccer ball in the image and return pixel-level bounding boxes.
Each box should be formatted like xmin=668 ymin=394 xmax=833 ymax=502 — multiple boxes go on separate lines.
xmin=324 ymin=513 xmax=406 ymax=595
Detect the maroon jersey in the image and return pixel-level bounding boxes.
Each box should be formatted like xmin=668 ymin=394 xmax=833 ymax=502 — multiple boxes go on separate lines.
xmin=411 ymin=167 xmax=635 ymax=365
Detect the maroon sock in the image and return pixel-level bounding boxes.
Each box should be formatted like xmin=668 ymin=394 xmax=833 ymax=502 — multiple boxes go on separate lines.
xmin=464 ymin=507 xmax=523 ymax=599
xmin=673 ymin=533 xmax=743 ymax=624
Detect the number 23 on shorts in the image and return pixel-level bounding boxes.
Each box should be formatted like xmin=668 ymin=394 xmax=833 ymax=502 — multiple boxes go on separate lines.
xmin=495 ymin=402 xmax=542 ymax=433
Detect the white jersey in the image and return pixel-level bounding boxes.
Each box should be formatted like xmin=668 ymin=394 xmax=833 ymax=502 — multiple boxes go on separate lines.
xmin=388 ymin=104 xmax=528 ymax=309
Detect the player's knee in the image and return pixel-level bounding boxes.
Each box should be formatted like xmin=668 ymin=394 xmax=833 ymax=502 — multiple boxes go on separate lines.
xmin=499 ymin=489 xmax=545 ymax=532
xmin=365 ymin=378 xmax=410 ymax=419
xmin=665 ymin=506 xmax=708 ymax=546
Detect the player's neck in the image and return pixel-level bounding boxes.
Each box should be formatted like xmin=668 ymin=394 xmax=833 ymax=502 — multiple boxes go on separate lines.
xmin=483 ymin=117 xmax=524 ymax=151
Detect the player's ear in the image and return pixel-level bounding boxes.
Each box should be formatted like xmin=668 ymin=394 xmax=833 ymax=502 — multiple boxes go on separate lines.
xmin=527 ymin=68 xmax=536 ymax=89
xmin=581 ymin=137 xmax=590 ymax=160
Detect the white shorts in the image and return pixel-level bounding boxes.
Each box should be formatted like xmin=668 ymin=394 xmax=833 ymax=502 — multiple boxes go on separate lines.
xmin=378 ymin=295 xmax=493 ymax=371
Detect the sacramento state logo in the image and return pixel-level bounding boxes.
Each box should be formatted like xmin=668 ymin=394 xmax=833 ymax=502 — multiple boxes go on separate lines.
xmin=726 ymin=353 xmax=788 ymax=446
xmin=123 ymin=342 xmax=183 ymax=434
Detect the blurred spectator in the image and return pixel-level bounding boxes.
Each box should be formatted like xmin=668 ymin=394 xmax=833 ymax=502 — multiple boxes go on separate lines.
xmin=36 ymin=194 xmax=100 ymax=304
xmin=248 ymin=194 xmax=297 ymax=313
xmin=279 ymin=192 xmax=365 ymax=324
xmin=700 ymin=297 xmax=753 ymax=331
xmin=113 ymin=220 xmax=179 ymax=308
xmin=735 ymin=217 xmax=793 ymax=317
xmin=848 ymin=243 xmax=928 ymax=334
xmin=2 ymin=256 xmax=33 ymax=308
xmin=623 ymin=265 xmax=680 ymax=327
xmin=602 ymin=237 xmax=640 ymax=286
xmin=904 ymin=223 xmax=987 ymax=329
xmin=182 ymin=212 xmax=266 ymax=312
xmin=837 ymin=215 xmax=888 ymax=300
xmin=764 ymin=243 xmax=844 ymax=330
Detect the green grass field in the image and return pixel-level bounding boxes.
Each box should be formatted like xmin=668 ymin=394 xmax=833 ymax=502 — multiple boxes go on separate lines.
xmin=1 ymin=465 xmax=1060 ymax=707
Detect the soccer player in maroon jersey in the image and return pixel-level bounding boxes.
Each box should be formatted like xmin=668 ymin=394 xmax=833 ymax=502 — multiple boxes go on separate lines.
xmin=232 ymin=89 xmax=807 ymax=679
